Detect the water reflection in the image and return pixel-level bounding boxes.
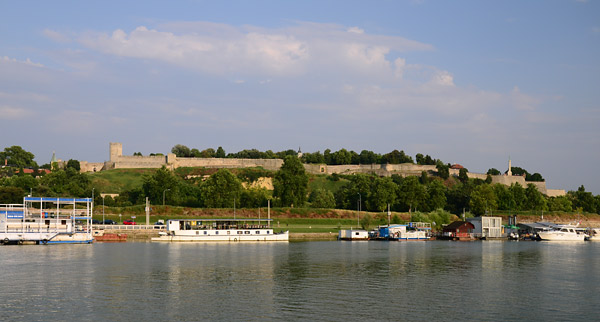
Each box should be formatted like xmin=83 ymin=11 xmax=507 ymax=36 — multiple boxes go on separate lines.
xmin=0 ymin=241 xmax=599 ymax=321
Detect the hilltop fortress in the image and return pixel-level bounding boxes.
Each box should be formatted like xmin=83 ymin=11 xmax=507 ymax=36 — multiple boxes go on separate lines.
xmin=80 ymin=143 xmax=565 ymax=197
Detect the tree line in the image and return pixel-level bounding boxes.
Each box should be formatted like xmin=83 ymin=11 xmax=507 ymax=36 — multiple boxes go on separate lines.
xmin=0 ymin=146 xmax=582 ymax=215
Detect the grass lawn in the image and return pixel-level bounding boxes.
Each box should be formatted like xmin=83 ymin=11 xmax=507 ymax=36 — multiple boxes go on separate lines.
xmin=89 ymin=168 xmax=156 ymax=193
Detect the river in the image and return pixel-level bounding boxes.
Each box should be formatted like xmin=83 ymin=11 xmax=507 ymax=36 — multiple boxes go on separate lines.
xmin=0 ymin=241 xmax=598 ymax=321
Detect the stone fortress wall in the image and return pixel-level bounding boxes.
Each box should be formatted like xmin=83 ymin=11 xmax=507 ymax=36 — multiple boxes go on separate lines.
xmin=80 ymin=143 xmax=565 ymax=196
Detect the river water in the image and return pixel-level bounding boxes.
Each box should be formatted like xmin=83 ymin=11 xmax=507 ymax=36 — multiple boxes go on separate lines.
xmin=0 ymin=241 xmax=598 ymax=321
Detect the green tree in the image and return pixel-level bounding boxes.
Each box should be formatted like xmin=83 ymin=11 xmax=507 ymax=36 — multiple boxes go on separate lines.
xmin=0 ymin=186 xmax=25 ymax=203
xmin=509 ymin=182 xmax=526 ymax=210
xmin=487 ymin=168 xmax=501 ymax=175
xmin=171 ymin=144 xmax=191 ymax=157
xmin=240 ymin=187 xmax=269 ymax=208
xmin=309 ymin=188 xmax=336 ymax=208
xmin=66 ymin=159 xmax=80 ymax=171
xmin=493 ymin=184 xmax=514 ymax=210
xmin=142 ymin=166 xmax=181 ymax=205
xmin=273 ymin=156 xmax=308 ymax=207
xmin=547 ymin=196 xmax=573 ymax=212
xmin=426 ymin=179 xmax=447 ymax=211
xmin=436 ymin=162 xmax=450 ymax=180
xmin=360 ymin=213 xmax=372 ymax=230
xmin=570 ymin=185 xmax=596 ymax=213
xmin=216 ymin=146 xmax=226 ymax=158
xmin=397 ymin=176 xmax=426 ymax=212
xmin=367 ymin=176 xmax=397 ymax=212
xmin=469 ymin=184 xmax=498 ymax=215
xmin=524 ymin=184 xmax=546 ymax=211
xmin=0 ymin=146 xmax=38 ymax=168
xmin=200 ymin=169 xmax=242 ymax=208
xmin=458 ymin=168 xmax=469 ymax=183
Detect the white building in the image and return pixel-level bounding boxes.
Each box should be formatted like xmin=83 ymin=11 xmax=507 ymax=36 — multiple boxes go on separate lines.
xmin=467 ymin=216 xmax=503 ymax=238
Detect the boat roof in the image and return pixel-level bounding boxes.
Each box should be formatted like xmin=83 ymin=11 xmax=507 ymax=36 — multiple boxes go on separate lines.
xmin=169 ymin=218 xmax=273 ymax=222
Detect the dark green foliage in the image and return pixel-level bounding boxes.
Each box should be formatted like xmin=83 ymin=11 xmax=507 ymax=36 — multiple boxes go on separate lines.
xmin=235 ymin=167 xmax=274 ymax=182
xmin=273 ymin=156 xmax=308 ymax=207
xmin=240 ymin=187 xmax=269 ymax=208
xmin=199 ymin=169 xmax=242 ymax=208
xmin=547 ymin=196 xmax=573 ymax=212
xmin=216 ymin=147 xmax=226 ymax=158
xmin=570 ymin=185 xmax=596 ymax=213
xmin=426 ymin=179 xmax=447 ymax=211
xmin=458 ymin=168 xmax=469 ymax=183
xmin=39 ymin=168 xmax=90 ymax=197
xmin=525 ymin=184 xmax=546 ymax=211
xmin=360 ymin=213 xmax=372 ymax=230
xmin=469 ymin=184 xmax=498 ymax=215
xmin=142 ymin=166 xmax=181 ymax=205
xmin=0 ymin=186 xmax=25 ymax=203
xmin=0 ymin=146 xmax=38 ymax=168
xmin=381 ymin=150 xmax=413 ymax=164
xmin=308 ymin=188 xmax=336 ymax=209
xmin=436 ymin=162 xmax=450 ymax=179
xmin=66 ymin=159 xmax=80 ymax=171
xmin=171 ymin=144 xmax=192 ymax=157
xmin=487 ymin=168 xmax=501 ymax=175
xmin=396 ymin=176 xmax=426 ymax=212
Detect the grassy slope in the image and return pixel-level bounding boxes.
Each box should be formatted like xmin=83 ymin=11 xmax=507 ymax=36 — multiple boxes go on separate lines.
xmin=88 ymin=168 xmax=156 ymax=193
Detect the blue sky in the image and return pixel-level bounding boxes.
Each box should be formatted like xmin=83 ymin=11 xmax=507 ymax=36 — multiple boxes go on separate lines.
xmin=1 ymin=0 xmax=599 ymax=194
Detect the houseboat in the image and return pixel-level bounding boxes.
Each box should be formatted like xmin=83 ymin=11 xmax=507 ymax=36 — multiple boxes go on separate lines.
xmin=151 ymin=219 xmax=289 ymax=242
xmin=338 ymin=229 xmax=369 ymax=240
xmin=375 ymin=222 xmax=432 ymax=240
xmin=1 ymin=197 xmax=94 ymax=245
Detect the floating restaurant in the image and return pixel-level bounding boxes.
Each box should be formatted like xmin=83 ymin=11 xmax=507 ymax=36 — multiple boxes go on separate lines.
xmin=0 ymin=197 xmax=93 ymax=245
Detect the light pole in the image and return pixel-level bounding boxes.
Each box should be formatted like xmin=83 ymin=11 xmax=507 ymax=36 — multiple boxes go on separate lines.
xmin=102 ymin=195 xmax=105 ymax=224
xmin=163 ymin=189 xmax=170 ymax=206
xmin=357 ymin=193 xmax=361 ymax=227
xmin=92 ymin=188 xmax=95 ymax=216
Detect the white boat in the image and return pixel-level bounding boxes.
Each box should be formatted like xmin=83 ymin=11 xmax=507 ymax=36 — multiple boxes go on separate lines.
xmin=586 ymin=228 xmax=600 ymax=241
xmin=151 ymin=219 xmax=289 ymax=242
xmin=338 ymin=229 xmax=369 ymax=240
xmin=1 ymin=197 xmax=94 ymax=245
xmin=378 ymin=222 xmax=432 ymax=240
xmin=537 ymin=225 xmax=588 ymax=241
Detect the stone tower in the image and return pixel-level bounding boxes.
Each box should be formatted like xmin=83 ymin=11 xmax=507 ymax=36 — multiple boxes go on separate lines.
xmin=109 ymin=142 xmax=123 ymax=161
xmin=507 ymin=157 xmax=512 ymax=176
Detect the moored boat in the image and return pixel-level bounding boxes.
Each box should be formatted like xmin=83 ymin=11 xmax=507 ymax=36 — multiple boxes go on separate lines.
xmin=151 ymin=219 xmax=289 ymax=242
xmin=537 ymin=225 xmax=587 ymax=241
xmin=1 ymin=197 xmax=94 ymax=245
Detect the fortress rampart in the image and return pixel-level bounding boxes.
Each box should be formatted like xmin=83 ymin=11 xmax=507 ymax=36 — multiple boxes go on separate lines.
xmin=80 ymin=143 xmax=565 ymax=196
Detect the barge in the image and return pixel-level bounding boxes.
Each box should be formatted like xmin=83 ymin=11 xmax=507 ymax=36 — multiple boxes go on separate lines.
xmin=151 ymin=218 xmax=289 ymax=242
xmin=1 ymin=197 xmax=93 ymax=245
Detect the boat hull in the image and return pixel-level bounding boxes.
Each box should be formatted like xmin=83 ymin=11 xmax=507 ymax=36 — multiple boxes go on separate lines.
xmin=152 ymin=231 xmax=289 ymax=242
xmin=537 ymin=232 xmax=586 ymax=241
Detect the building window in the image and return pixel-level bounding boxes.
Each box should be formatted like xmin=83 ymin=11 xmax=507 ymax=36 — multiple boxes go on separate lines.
xmin=204 ymin=231 xmax=207 ymax=235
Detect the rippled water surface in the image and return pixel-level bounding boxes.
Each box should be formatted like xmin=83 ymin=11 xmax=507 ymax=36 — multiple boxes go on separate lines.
xmin=1 ymin=241 xmax=599 ymax=321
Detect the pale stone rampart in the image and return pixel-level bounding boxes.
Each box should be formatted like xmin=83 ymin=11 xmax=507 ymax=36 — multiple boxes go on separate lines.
xmin=173 ymin=157 xmax=283 ymax=171
xmin=78 ymin=142 xmax=565 ymax=196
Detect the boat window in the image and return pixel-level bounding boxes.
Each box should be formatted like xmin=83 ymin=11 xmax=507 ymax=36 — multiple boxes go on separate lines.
xmin=256 ymin=231 xmax=260 ymax=234
xmin=204 ymin=231 xmax=207 ymax=235
xmin=215 ymin=231 xmax=219 ymax=235
xmin=245 ymin=231 xmax=250 ymax=234
xmin=196 ymin=231 xmax=199 ymax=235
xmin=267 ymin=231 xmax=270 ymax=234
xmin=227 ymin=231 xmax=230 ymax=235
xmin=237 ymin=231 xmax=242 ymax=235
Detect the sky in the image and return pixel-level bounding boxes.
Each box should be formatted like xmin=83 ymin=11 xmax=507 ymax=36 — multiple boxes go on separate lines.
xmin=1 ymin=0 xmax=599 ymax=194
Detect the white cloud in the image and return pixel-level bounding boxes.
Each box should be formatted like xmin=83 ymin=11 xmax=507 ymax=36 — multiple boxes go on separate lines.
xmin=0 ymin=105 xmax=33 ymax=120
xmin=43 ymin=29 xmax=71 ymax=43
xmin=1 ymin=56 xmax=44 ymax=67
xmin=76 ymin=22 xmax=433 ymax=80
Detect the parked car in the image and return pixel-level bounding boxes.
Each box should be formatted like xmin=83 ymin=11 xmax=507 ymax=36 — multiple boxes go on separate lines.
xmin=123 ymin=220 xmax=136 ymax=225
xmin=92 ymin=219 xmax=101 ymax=224
xmin=102 ymin=219 xmax=116 ymax=225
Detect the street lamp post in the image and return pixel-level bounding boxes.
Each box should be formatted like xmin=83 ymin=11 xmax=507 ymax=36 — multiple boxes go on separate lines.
xmin=163 ymin=189 xmax=170 ymax=206
xmin=92 ymin=188 xmax=95 ymax=216
xmin=102 ymin=195 xmax=105 ymax=224
xmin=357 ymin=193 xmax=361 ymax=227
